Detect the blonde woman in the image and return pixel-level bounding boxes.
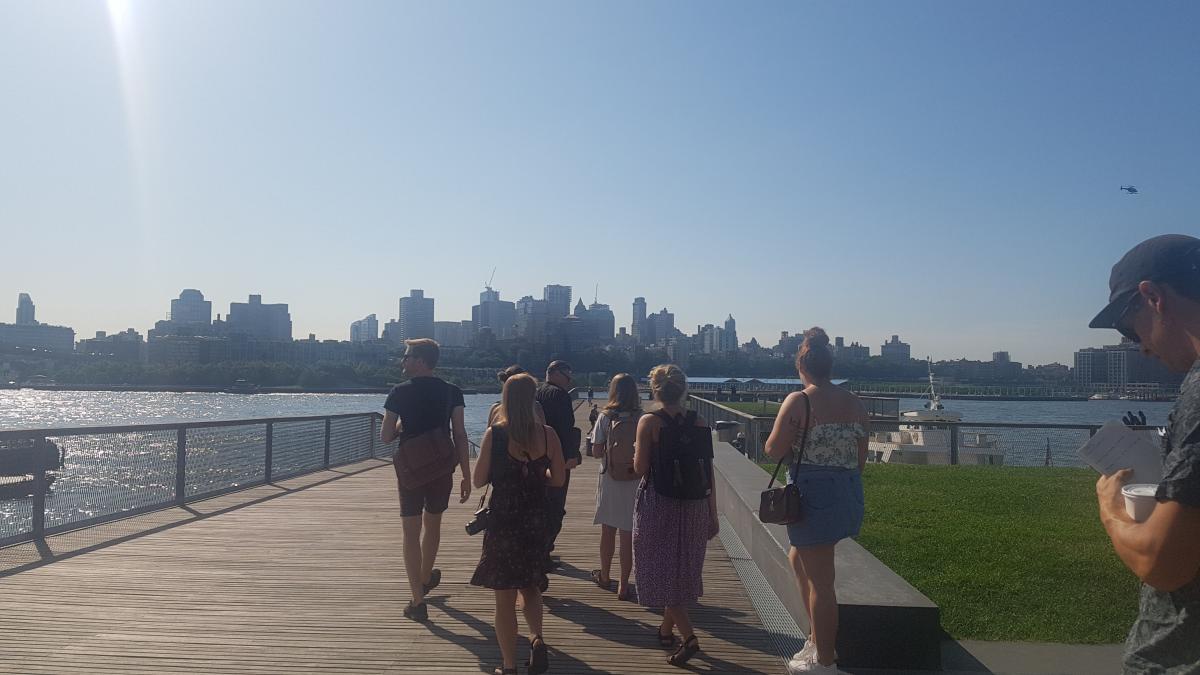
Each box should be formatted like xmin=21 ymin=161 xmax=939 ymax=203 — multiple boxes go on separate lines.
xmin=632 ymin=364 xmax=718 ymax=668
xmin=765 ymin=328 xmax=868 ymax=675
xmin=589 ymin=373 xmax=643 ymax=601
xmin=470 ymin=374 xmax=566 ymax=675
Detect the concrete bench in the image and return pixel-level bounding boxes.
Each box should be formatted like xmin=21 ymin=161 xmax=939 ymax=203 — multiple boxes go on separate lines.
xmin=712 ymin=441 xmax=942 ymax=671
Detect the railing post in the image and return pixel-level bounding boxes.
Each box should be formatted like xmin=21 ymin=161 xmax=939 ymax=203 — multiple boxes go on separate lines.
xmin=265 ymin=422 xmax=273 ymax=483
xmin=323 ymin=418 xmax=332 ymax=468
xmin=175 ymin=428 xmax=187 ymax=503
xmin=949 ymin=424 xmax=960 ymax=465
xmin=369 ymin=415 xmax=377 ymax=459
xmin=31 ymin=437 xmax=47 ymax=539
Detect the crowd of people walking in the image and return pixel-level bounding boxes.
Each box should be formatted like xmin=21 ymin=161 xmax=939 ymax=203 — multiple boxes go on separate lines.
xmin=382 ymin=328 xmax=869 ymax=674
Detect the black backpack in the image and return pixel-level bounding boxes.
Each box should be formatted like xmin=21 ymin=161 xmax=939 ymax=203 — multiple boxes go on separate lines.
xmin=650 ymin=410 xmax=713 ymax=500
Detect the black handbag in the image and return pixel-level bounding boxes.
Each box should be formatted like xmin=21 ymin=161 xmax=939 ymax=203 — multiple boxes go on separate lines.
xmin=759 ymin=392 xmax=810 ymax=525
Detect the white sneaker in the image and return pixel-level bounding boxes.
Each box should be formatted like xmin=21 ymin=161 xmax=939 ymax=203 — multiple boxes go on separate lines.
xmin=787 ymin=640 xmax=815 ymax=666
xmin=786 ymin=650 xmax=843 ymax=675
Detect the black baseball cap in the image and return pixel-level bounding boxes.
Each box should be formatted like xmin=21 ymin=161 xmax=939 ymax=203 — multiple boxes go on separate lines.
xmin=547 ymin=360 xmax=573 ymax=374
xmin=1089 ymin=234 xmax=1200 ymax=330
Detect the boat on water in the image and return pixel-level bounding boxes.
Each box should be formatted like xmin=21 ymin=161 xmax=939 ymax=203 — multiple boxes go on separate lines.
xmin=226 ymin=379 xmax=260 ymax=394
xmin=1089 ymin=393 xmax=1113 ymax=400
xmin=868 ymin=360 xmax=1005 ymax=465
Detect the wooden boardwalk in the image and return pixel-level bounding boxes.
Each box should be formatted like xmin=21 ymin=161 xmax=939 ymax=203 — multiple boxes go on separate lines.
xmin=0 ymin=408 xmax=787 ymax=674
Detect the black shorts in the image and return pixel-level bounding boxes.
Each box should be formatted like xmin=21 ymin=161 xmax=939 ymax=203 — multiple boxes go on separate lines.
xmin=397 ymin=472 xmax=453 ymax=517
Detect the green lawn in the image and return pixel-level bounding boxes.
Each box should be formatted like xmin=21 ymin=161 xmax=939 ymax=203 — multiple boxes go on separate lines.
xmin=759 ymin=462 xmax=1138 ymax=643
xmin=717 ymin=400 xmax=782 ymax=416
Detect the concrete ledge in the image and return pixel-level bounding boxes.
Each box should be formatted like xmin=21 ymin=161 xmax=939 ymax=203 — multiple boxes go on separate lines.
xmin=713 ymin=441 xmax=942 ymax=670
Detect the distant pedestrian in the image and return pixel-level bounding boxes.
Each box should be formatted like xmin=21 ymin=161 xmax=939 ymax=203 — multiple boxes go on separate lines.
xmin=535 ymin=360 xmax=582 ymax=568
xmin=765 ymin=327 xmax=869 ymax=674
xmin=381 ymin=339 xmax=472 ymax=622
xmin=1088 ymin=234 xmax=1200 ymax=673
xmin=633 ymin=364 xmax=717 ymax=667
xmin=590 ymin=373 xmax=643 ymax=601
xmin=488 ymin=365 xmax=546 ymax=427
xmin=471 ymin=373 xmax=566 ymax=675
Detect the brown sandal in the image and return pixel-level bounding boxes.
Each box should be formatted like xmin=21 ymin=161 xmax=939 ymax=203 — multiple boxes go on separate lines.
xmin=668 ymin=635 xmax=700 ymax=667
xmin=590 ymin=569 xmax=613 ymax=591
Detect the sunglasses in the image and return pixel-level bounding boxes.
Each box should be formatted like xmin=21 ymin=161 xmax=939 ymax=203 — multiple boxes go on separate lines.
xmin=1113 ymin=293 xmax=1143 ymax=343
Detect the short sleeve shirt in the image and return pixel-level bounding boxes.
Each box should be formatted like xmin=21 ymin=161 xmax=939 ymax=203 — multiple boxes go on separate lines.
xmin=592 ymin=412 xmax=611 ymax=447
xmin=1124 ymin=360 xmax=1200 ymax=674
xmin=383 ymin=377 xmax=465 ymax=439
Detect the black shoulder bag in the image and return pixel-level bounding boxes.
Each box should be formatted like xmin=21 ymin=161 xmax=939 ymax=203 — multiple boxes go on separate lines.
xmin=758 ymin=392 xmax=810 ymax=525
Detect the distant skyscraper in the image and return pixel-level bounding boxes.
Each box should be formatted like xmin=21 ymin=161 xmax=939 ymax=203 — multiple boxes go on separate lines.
xmin=644 ymin=308 xmax=674 ymax=346
xmin=473 ymin=287 xmax=516 ymax=339
xmin=170 ymin=289 xmax=212 ymax=325
xmin=880 ymin=335 xmax=912 ymax=362
xmin=227 ymin=294 xmax=292 ymax=341
xmin=721 ymin=314 xmax=738 ymax=353
xmin=516 ymin=296 xmax=550 ymax=343
xmin=434 ymin=320 xmax=470 ymax=347
xmin=587 ymin=302 xmax=615 ymax=341
xmin=350 ymin=314 xmax=378 ymax=342
xmin=398 ymin=290 xmax=435 ymax=340
xmin=543 ymin=285 xmax=572 ymax=318
xmin=15 ymin=293 xmax=35 ymax=325
xmin=632 ymin=297 xmax=647 ymax=344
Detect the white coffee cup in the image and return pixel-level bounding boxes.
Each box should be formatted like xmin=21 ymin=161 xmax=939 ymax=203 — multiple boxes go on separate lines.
xmin=1122 ymin=483 xmax=1159 ymax=523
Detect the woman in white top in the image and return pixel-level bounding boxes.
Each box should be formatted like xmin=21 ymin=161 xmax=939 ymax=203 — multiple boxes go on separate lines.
xmin=765 ymin=328 xmax=869 ymax=675
xmin=589 ymin=373 xmax=642 ymax=601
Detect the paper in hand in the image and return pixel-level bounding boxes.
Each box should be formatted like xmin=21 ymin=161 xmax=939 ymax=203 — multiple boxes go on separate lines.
xmin=1077 ymin=420 xmax=1163 ymax=485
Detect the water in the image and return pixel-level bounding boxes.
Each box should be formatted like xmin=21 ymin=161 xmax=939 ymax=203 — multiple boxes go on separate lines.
xmin=0 ymin=390 xmax=501 ymax=440
xmin=896 ymin=397 xmax=1174 ymax=427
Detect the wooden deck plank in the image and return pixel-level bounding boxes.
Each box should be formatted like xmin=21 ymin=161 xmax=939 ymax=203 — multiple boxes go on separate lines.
xmin=0 ymin=409 xmax=785 ymax=674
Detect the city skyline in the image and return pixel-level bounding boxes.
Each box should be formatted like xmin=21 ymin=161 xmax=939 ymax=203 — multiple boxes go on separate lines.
xmin=3 ymin=3 xmax=1198 ymax=365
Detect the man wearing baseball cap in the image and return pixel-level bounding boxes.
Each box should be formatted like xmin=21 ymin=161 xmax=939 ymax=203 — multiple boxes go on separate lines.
xmin=536 ymin=360 xmax=582 ymax=570
xmin=1091 ymin=234 xmax=1200 ymax=673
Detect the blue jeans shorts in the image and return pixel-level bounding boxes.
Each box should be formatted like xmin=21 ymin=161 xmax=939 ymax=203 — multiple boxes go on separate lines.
xmin=786 ymin=465 xmax=864 ymax=548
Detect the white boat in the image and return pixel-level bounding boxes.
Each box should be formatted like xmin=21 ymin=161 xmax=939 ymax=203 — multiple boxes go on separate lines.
xmin=1089 ymin=393 xmax=1112 ymax=400
xmin=868 ymin=359 xmax=1004 ymax=465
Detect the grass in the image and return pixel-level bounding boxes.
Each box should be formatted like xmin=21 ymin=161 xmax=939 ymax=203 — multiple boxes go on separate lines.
xmin=758 ymin=462 xmax=1138 ymax=643
xmin=717 ymin=400 xmax=782 ymax=416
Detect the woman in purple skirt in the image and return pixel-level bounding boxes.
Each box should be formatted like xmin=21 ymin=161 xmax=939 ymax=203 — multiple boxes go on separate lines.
xmin=633 ymin=364 xmax=719 ymax=668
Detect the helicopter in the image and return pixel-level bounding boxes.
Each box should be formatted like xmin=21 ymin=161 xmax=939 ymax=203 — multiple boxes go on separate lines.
xmin=1120 ymin=185 xmax=1139 ymax=194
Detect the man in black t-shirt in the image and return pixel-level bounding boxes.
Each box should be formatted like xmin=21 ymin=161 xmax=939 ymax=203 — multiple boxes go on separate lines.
xmin=536 ymin=360 xmax=581 ymax=566
xmin=381 ymin=339 xmax=471 ymax=621
xmin=1090 ymin=235 xmax=1200 ymax=672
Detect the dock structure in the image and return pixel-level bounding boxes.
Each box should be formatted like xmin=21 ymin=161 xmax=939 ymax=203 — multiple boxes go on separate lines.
xmin=0 ymin=406 xmax=787 ymax=674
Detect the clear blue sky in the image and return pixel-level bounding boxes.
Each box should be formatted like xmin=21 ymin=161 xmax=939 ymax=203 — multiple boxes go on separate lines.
xmin=2 ymin=1 xmax=1197 ymax=365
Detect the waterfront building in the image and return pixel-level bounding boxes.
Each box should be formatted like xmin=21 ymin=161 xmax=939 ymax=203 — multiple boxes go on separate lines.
xmin=382 ymin=319 xmax=402 ymax=346
xmin=227 ymin=295 xmax=292 ymax=341
xmin=723 ymin=315 xmax=738 ymax=352
xmin=398 ymin=290 xmax=435 ymax=340
xmin=833 ymin=337 xmax=870 ymax=360
xmin=881 ymin=335 xmax=912 ymax=362
xmin=1074 ymin=342 xmax=1183 ymax=391
xmin=577 ymin=300 xmax=615 ymax=342
xmin=472 ymin=287 xmax=516 ymax=339
xmin=78 ymin=329 xmax=145 ymax=362
xmin=16 ymin=293 xmax=35 ymax=325
xmin=350 ymin=314 xmax=378 ymax=343
xmin=775 ymin=331 xmax=804 ymax=357
xmin=433 ymin=320 xmax=471 ymax=348
xmin=543 ymin=285 xmax=572 ymax=319
xmin=170 ymin=289 xmax=212 ymax=326
xmin=631 ymin=297 xmax=647 ymax=345
xmin=516 ymin=296 xmax=550 ymax=343
xmin=665 ymin=336 xmax=691 ymax=369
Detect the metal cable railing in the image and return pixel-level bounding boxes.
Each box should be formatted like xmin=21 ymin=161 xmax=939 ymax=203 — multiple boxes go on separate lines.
xmin=0 ymin=413 xmax=481 ymax=547
xmin=687 ymin=395 xmax=1160 ymax=467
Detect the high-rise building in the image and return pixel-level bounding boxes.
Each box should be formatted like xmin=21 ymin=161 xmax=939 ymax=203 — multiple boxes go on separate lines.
xmin=1074 ymin=342 xmax=1183 ymax=391
xmin=644 ymin=308 xmax=674 ymax=347
xmin=350 ymin=314 xmax=378 ymax=343
xmin=382 ymin=319 xmax=402 ymax=346
xmin=631 ymin=297 xmax=647 ymax=344
xmin=516 ymin=296 xmax=550 ymax=343
xmin=16 ymin=293 xmax=35 ymax=325
xmin=434 ymin=320 xmax=470 ymax=347
xmin=473 ymin=287 xmax=516 ymax=339
xmin=880 ymin=335 xmax=911 ymax=362
xmin=227 ymin=294 xmax=292 ymax=341
xmin=721 ymin=315 xmax=738 ymax=353
xmin=586 ymin=302 xmax=615 ymax=342
xmin=543 ymin=285 xmax=572 ymax=319
xmin=398 ymin=290 xmax=435 ymax=341
xmin=170 ymin=289 xmax=212 ymax=325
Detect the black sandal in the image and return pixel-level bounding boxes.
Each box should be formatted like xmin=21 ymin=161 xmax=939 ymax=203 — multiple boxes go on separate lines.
xmin=668 ymin=635 xmax=700 ymax=667
xmin=402 ymin=601 xmax=428 ymax=622
xmin=527 ymin=635 xmax=549 ymax=675
xmin=590 ymin=569 xmax=613 ymax=590
xmin=657 ymin=629 xmax=678 ymax=649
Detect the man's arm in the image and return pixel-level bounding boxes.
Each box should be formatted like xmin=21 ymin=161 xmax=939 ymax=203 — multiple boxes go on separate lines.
xmin=451 ymin=405 xmax=471 ymax=503
xmin=1098 ymin=469 xmax=1200 ymax=591
xmin=381 ymin=410 xmax=401 ymax=443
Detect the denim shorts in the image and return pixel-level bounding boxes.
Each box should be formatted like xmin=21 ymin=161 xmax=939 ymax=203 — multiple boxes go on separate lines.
xmin=786 ymin=465 xmax=864 ymax=548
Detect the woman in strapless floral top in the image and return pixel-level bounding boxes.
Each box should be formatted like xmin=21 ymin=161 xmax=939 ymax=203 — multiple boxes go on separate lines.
xmin=765 ymin=327 xmax=869 ymax=675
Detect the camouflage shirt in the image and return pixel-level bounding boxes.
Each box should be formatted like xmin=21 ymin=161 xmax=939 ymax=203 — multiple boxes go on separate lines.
xmin=1125 ymin=359 xmax=1200 ymax=674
